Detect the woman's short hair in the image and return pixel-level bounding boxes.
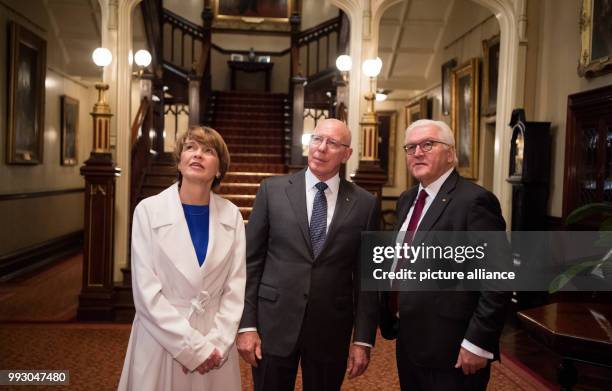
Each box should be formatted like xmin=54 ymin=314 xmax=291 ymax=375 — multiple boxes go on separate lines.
xmin=405 ymin=119 xmax=458 ymax=166
xmin=174 ymin=125 xmax=230 ymax=189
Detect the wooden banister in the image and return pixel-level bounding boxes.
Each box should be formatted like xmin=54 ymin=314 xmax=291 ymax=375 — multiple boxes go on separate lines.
xmin=130 ymin=97 xmax=150 ymax=148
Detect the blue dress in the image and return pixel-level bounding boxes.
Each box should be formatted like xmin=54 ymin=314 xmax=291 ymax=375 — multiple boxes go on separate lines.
xmin=182 ymin=204 xmax=210 ymax=266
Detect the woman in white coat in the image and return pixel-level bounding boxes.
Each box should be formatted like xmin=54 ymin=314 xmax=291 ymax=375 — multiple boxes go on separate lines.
xmin=118 ymin=126 xmax=246 ymax=390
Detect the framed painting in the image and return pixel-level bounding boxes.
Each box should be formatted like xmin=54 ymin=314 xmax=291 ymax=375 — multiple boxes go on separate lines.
xmin=451 ymin=58 xmax=480 ymax=179
xmin=376 ymin=110 xmax=397 ymax=186
xmin=482 ymin=35 xmax=500 ymax=116
xmin=6 ymin=21 xmax=47 ymax=164
xmin=578 ymin=0 xmax=612 ymax=77
xmin=61 ymin=96 xmax=79 ymax=166
xmin=404 ymin=97 xmax=428 ymax=129
xmin=404 ymin=97 xmax=429 ymax=187
xmin=441 ymin=58 xmax=457 ymax=116
xmin=212 ymin=0 xmax=293 ymax=32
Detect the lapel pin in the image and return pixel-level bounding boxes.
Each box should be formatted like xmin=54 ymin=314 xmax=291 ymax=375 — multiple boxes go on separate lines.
xmin=346 ymin=197 xmax=350 ymax=202
xmin=442 ymin=198 xmax=447 ymax=202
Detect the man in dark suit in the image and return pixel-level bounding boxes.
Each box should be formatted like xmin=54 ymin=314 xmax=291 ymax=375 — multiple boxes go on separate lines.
xmin=381 ymin=119 xmax=510 ymax=391
xmin=237 ymin=119 xmax=379 ymax=391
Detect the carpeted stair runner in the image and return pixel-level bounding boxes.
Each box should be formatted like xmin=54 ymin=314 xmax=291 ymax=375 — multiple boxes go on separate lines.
xmin=135 ymin=90 xmax=287 ymax=221
xmin=210 ymin=90 xmax=288 ymax=221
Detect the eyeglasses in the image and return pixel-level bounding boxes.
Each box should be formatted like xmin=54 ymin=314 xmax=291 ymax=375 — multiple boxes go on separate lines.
xmin=310 ymin=134 xmax=350 ymax=150
xmin=403 ymin=140 xmax=450 ymax=155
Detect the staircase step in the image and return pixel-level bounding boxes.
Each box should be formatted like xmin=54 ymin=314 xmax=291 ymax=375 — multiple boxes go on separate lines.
xmin=221 ymin=194 xmax=256 ymax=207
xmin=228 ymin=144 xmax=284 ymax=154
xmin=212 ymin=104 xmax=289 ymax=113
xmin=230 ymin=163 xmax=285 ymax=173
xmin=213 ymin=110 xmax=287 ymax=119
xmin=231 ymin=153 xmax=284 ymax=164
xmin=215 ymin=90 xmax=287 ymax=98
xmin=224 ymin=171 xmax=283 ymax=183
xmin=214 ymin=118 xmax=286 ymax=128
xmin=222 ymin=135 xmax=285 ymax=145
xmin=218 ymin=183 xmax=260 ymax=195
xmin=218 ymin=128 xmax=285 ymax=137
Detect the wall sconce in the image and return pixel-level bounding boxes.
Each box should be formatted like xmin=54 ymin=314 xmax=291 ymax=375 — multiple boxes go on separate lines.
xmin=133 ymin=49 xmax=152 ymax=77
xmin=335 ymin=54 xmax=352 ymax=82
xmin=359 ymin=57 xmax=383 ymax=162
xmin=91 ymin=47 xmax=113 ymax=154
xmin=376 ymin=89 xmax=389 ymax=102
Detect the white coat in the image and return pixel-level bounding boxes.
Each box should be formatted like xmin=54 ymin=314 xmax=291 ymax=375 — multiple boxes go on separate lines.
xmin=118 ymin=183 xmax=246 ymax=391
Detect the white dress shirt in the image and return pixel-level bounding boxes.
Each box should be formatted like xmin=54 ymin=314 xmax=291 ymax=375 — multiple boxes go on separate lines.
xmin=396 ymin=168 xmax=493 ymax=360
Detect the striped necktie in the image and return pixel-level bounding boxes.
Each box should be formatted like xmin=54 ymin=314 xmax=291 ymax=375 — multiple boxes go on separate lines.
xmin=309 ymin=182 xmax=328 ymax=258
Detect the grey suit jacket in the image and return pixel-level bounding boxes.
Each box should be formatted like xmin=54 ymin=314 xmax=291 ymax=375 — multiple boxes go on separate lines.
xmin=240 ymin=169 xmax=379 ymax=360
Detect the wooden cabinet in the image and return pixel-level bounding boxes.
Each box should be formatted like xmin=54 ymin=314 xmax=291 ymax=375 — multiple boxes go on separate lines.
xmin=563 ymin=85 xmax=612 ymax=225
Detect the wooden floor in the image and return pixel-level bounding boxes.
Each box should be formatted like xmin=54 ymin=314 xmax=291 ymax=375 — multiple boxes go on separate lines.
xmin=1 ymin=255 xmax=611 ymax=390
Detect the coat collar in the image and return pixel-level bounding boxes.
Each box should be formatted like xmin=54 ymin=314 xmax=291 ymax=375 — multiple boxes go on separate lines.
xmin=151 ymin=183 xmax=236 ymax=291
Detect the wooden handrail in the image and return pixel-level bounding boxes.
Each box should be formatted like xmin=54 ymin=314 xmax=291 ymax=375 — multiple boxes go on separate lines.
xmin=130 ymin=97 xmax=150 ymax=148
xmin=296 ymin=16 xmax=341 ymax=47
xmin=162 ymin=9 xmax=205 ymax=40
xmin=211 ymin=43 xmax=291 ymax=57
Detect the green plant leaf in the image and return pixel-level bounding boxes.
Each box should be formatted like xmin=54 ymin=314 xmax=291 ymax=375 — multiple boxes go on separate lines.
xmin=548 ymin=259 xmax=604 ymax=293
xmin=566 ymin=203 xmax=612 ymax=225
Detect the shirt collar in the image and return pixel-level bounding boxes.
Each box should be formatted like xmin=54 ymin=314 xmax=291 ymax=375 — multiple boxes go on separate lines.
xmin=418 ymin=167 xmax=454 ymax=199
xmin=305 ymin=168 xmax=340 ymax=194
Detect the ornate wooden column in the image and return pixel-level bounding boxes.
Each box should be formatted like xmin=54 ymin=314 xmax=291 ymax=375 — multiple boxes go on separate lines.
xmin=289 ymin=12 xmax=306 ymax=169
xmin=351 ymin=85 xmax=386 ymax=203
xmin=78 ymin=83 xmax=121 ymax=321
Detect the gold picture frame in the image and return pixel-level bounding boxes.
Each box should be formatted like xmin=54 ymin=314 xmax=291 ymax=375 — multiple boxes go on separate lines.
xmin=404 ymin=97 xmax=429 ymax=187
xmin=451 ymin=58 xmax=480 ymax=179
xmin=441 ymin=58 xmax=457 ymax=116
xmin=376 ymin=110 xmax=397 ymax=187
xmin=212 ymin=0 xmax=293 ymax=32
xmin=404 ymin=97 xmax=428 ymax=129
xmin=6 ymin=21 xmax=47 ymax=165
xmin=578 ymin=0 xmax=612 ymax=78
xmin=61 ymin=96 xmax=79 ymax=166
xmin=482 ymin=35 xmax=500 ymax=116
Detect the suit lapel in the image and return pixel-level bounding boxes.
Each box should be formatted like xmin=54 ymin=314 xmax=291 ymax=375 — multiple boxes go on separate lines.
xmin=154 ymin=184 xmax=201 ymax=291
xmin=412 ymin=171 xmax=458 ymax=245
xmin=199 ymin=193 xmax=233 ymax=277
xmin=285 ymin=170 xmax=312 ymax=253
xmin=396 ymin=188 xmax=418 ymax=232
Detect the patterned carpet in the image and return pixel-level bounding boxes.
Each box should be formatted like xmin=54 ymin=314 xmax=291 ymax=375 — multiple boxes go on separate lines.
xmin=0 ymin=323 xmax=543 ymax=391
xmin=0 ymin=256 xmax=550 ymax=390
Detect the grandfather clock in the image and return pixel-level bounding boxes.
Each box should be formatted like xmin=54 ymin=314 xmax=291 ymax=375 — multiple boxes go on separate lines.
xmin=507 ymin=109 xmax=551 ymax=230
xmin=506 ymin=109 xmax=551 ymax=309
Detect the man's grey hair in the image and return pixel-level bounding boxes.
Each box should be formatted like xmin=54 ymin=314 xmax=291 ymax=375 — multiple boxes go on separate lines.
xmin=405 ymin=119 xmax=458 ymax=166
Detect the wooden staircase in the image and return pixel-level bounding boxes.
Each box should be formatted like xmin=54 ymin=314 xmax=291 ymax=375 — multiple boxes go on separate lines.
xmin=133 ymin=90 xmax=288 ymax=222
xmin=212 ymin=90 xmax=288 ymax=220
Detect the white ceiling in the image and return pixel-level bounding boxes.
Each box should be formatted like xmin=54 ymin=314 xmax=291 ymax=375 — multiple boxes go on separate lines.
xmin=39 ymin=0 xmax=147 ymax=80
xmin=41 ymin=0 xmax=102 ymax=79
xmin=377 ymin=0 xmax=456 ymax=96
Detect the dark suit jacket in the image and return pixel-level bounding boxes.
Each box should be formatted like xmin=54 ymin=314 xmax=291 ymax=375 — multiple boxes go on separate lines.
xmin=381 ymin=170 xmax=510 ymax=369
xmin=240 ymin=169 xmax=379 ymax=361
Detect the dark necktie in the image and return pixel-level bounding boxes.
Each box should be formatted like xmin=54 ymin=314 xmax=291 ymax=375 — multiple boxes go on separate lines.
xmin=389 ymin=189 xmax=428 ymax=314
xmin=309 ymin=182 xmax=328 ymax=258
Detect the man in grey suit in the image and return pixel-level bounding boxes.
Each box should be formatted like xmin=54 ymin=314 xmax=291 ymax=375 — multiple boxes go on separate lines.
xmin=237 ymin=119 xmax=379 ymax=391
